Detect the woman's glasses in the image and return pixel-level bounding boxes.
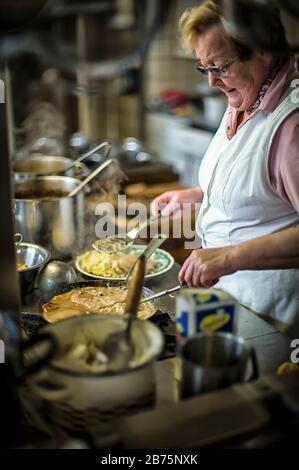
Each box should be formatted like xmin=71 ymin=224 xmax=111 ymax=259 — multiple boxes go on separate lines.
xmin=196 ymin=55 xmax=238 ymax=78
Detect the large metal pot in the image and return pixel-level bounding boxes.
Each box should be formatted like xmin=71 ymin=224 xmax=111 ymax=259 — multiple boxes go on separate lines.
xmin=14 ymin=176 xmax=85 ymax=260
xmin=12 ymin=156 xmax=87 ymax=180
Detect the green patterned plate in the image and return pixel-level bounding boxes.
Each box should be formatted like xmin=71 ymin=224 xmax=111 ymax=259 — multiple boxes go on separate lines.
xmin=75 ymin=245 xmax=175 ymax=281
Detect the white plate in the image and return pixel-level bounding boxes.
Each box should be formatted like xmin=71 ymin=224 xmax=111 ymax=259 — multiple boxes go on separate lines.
xmin=75 ymin=245 xmax=175 ymax=281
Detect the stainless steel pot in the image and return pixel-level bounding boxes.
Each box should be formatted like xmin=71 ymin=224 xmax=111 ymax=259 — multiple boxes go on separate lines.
xmin=14 ymin=176 xmax=85 ymax=260
xmin=12 ymin=156 xmax=87 ymax=180
xmin=179 ymin=332 xmax=258 ymax=399
xmin=17 ymin=241 xmax=50 ymax=295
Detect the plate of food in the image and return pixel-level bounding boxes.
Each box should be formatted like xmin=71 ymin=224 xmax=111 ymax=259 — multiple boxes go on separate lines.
xmin=40 ymin=280 xmax=159 ymax=323
xmin=74 ymin=245 xmax=175 ymax=281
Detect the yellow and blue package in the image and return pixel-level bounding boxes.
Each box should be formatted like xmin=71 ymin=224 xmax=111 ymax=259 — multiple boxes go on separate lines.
xmin=176 ymin=288 xmax=239 ymax=343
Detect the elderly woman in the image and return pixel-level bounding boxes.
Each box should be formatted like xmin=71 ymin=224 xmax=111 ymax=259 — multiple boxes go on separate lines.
xmin=152 ymin=0 xmax=299 ymax=335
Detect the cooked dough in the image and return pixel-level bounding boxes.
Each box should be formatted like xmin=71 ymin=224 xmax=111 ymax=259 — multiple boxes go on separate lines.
xmin=42 ymin=286 xmax=156 ymax=323
xmin=78 ymin=250 xmax=155 ymax=278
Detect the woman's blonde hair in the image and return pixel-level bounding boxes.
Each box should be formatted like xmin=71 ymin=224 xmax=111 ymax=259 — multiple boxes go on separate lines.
xmin=179 ymin=0 xmax=289 ymax=60
xmin=179 ymin=1 xmax=224 ymax=53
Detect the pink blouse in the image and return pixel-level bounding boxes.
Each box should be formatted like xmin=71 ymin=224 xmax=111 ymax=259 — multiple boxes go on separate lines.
xmin=226 ymin=59 xmax=299 ymax=213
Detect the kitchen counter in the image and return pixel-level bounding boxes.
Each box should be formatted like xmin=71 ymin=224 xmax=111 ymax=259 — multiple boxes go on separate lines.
xmin=86 ymin=264 xmax=295 ymax=449
xmin=145 ymin=263 xmax=292 ymax=406
xmin=19 ymin=261 xmax=292 ymax=448
xmin=21 ymin=261 xmax=292 ymax=407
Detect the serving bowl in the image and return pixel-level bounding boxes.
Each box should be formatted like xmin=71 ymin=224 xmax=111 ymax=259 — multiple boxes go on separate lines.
xmin=75 ymin=245 xmax=175 ymax=281
xmin=17 ymin=242 xmax=50 ymax=295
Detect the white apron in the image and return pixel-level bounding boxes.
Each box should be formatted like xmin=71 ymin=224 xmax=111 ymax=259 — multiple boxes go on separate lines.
xmin=197 ymin=89 xmax=299 ymax=332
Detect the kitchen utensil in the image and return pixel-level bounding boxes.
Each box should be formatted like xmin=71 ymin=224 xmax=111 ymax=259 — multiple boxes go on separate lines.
xmin=92 ymin=213 xmax=165 ymax=254
xmin=139 ymin=283 xmax=188 ymax=304
xmin=75 ymin=245 xmax=175 ymax=282
xmin=14 ymin=175 xmax=85 ymax=259
xmin=20 ymin=332 xmax=58 ymax=382
xmin=38 ymin=261 xmax=77 ymax=302
xmin=68 ymin=158 xmax=114 ymax=197
xmin=39 ymin=279 xmax=159 ymax=322
xmin=125 ymin=235 xmax=167 ymax=282
xmin=16 ymin=242 xmax=50 ymax=295
xmin=12 ymin=156 xmax=87 ymax=180
xmin=53 ymin=141 xmax=112 ymax=176
xmin=12 ymin=142 xmax=112 ymax=181
xmin=14 ymin=232 xmax=23 ymax=248
xmin=179 ymin=332 xmax=259 ymax=399
xmin=27 ymin=313 xmax=164 ymax=432
xmin=101 ymin=255 xmax=146 ymax=371
xmin=14 ymin=158 xmax=114 ymax=259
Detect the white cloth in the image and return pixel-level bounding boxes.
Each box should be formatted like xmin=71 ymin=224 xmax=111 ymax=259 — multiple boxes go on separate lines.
xmin=197 ymin=90 xmax=299 ymax=332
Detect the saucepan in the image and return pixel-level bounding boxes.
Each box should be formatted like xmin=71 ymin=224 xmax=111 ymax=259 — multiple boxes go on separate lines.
xmin=12 ymin=155 xmax=88 ymax=180
xmin=14 ymin=159 xmax=114 ymax=260
xmin=179 ymin=332 xmax=259 ymax=399
xmin=14 ymin=175 xmax=85 ymax=260
xmin=12 ymin=142 xmax=111 ymax=180
xmin=26 ymin=314 xmax=164 ymax=431
xmin=38 ymin=279 xmax=160 ymax=321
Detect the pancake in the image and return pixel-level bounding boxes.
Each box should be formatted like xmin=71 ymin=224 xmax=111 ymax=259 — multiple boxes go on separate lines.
xmin=42 ymin=286 xmax=156 ymax=323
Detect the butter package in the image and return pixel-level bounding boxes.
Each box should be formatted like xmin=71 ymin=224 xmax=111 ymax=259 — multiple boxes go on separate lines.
xmin=176 ymin=288 xmax=239 ymax=343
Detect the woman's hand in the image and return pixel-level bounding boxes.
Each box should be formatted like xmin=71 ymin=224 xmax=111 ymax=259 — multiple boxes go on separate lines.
xmin=179 ymin=246 xmax=238 ymax=288
xmin=179 ymin=225 xmax=299 ymax=288
xmin=151 ymin=187 xmax=203 ymax=219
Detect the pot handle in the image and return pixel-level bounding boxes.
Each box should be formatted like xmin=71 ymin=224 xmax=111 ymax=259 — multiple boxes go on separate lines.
xmin=247 ymin=347 xmax=259 ymax=382
xmin=30 ymin=377 xmax=70 ymax=402
xmin=19 ymin=332 xmax=58 ymax=382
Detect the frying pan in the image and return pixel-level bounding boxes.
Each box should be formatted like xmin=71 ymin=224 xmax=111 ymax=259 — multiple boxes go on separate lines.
xmin=39 ymin=279 xmax=159 ymax=323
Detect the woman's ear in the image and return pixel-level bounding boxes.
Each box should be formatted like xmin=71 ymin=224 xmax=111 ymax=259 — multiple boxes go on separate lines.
xmin=257 ymin=51 xmax=273 ymax=67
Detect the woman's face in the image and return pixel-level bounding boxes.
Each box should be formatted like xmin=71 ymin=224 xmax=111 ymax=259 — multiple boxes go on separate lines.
xmin=194 ymin=23 xmax=273 ymax=111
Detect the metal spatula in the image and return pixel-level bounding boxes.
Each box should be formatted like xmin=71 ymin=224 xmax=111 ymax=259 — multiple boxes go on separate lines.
xmin=92 ymin=213 xmax=171 ymax=254
xmin=101 ymin=255 xmax=146 ymax=372
xmin=140 ymin=283 xmax=188 ymax=303
xmin=125 ymin=235 xmax=167 ymax=282
xmin=68 ymin=158 xmax=114 ymax=197
xmin=60 ymin=141 xmax=112 ymax=175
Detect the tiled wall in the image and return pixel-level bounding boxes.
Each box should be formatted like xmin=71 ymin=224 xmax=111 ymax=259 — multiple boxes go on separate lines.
xmin=144 ymin=3 xmax=200 ymax=99
xmin=79 ymin=1 xmax=201 ymax=142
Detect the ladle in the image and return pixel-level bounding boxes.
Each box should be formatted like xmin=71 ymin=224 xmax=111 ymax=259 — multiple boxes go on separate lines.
xmin=125 ymin=235 xmax=167 ymax=282
xmin=139 ymin=283 xmax=188 ymax=304
xmin=59 ymin=141 xmax=112 ymax=175
xmin=68 ymin=158 xmax=114 ymax=197
xmin=101 ymin=255 xmax=146 ymax=372
xmin=92 ymin=213 xmax=170 ymax=255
